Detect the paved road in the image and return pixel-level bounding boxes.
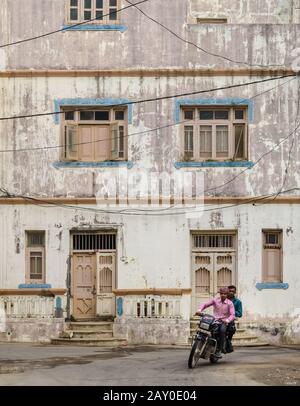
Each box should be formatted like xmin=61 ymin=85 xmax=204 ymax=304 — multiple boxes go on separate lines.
xmin=0 ymin=344 xmax=299 ymax=386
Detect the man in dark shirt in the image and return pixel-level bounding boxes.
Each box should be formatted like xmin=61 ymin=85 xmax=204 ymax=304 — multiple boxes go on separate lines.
xmin=226 ymin=285 xmax=243 ymax=353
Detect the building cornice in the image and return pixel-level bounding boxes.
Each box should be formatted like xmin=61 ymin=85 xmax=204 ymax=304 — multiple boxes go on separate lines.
xmin=0 ymin=197 xmax=299 ymax=205
xmin=113 ymin=289 xmax=192 ymax=296
xmin=0 ymin=68 xmax=296 ymax=78
xmin=0 ymin=289 xmax=67 ymax=296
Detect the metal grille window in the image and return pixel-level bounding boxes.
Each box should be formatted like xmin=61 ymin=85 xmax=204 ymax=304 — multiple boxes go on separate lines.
xmin=26 ymin=231 xmax=45 ymax=283
xmin=182 ymin=107 xmax=248 ymax=161
xmin=67 ymin=0 xmax=121 ymax=24
xmin=73 ymin=233 xmax=116 ymax=250
xmin=193 ymin=234 xmax=234 ymax=249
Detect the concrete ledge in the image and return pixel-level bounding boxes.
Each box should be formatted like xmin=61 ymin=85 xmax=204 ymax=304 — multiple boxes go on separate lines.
xmin=255 ymin=283 xmax=289 ymax=290
xmin=114 ymin=318 xmax=189 ymax=345
xmin=113 ymin=288 xmax=192 ymax=296
xmin=0 ymin=289 xmax=67 ymax=296
xmin=62 ymin=25 xmax=127 ymax=32
xmin=53 ymin=160 xmax=134 ymax=169
xmin=175 ymin=161 xmax=254 ymax=169
xmin=0 ymin=319 xmax=65 ymax=343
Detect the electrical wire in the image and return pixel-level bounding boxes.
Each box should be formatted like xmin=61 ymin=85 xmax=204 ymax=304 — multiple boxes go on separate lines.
xmin=0 ymin=187 xmax=299 ymax=217
xmin=0 ymin=74 xmax=297 ymax=123
xmin=125 ymin=0 xmax=287 ymax=69
xmin=0 ymin=0 xmax=150 ymax=49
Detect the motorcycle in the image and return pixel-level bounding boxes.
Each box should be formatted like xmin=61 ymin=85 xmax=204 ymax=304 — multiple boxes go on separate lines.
xmin=188 ymin=313 xmax=232 ymax=368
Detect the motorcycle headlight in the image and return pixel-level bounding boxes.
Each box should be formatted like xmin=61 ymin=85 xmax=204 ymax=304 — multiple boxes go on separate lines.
xmin=200 ymin=322 xmax=210 ymax=331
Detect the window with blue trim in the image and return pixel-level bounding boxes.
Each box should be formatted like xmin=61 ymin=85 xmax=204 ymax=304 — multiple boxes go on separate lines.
xmin=181 ymin=106 xmax=248 ymax=162
xmin=67 ymin=0 xmax=120 ymax=24
xmin=262 ymin=230 xmax=283 ymax=283
xmin=62 ymin=107 xmax=127 ymax=162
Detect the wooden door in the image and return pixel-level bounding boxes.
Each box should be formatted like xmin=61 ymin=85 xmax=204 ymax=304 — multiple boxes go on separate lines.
xmin=191 ymin=252 xmax=236 ymax=315
xmin=215 ymin=253 xmax=236 ymax=293
xmin=73 ymin=253 xmax=96 ymax=320
xmin=96 ymin=253 xmax=116 ymax=317
xmin=191 ymin=252 xmax=214 ymax=314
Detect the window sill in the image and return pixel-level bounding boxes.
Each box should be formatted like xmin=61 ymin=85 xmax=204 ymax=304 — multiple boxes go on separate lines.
xmin=18 ymin=284 xmax=52 ymax=289
xmin=256 ymin=283 xmax=289 ymax=291
xmin=62 ymin=25 xmax=127 ymax=32
xmin=53 ymin=160 xmax=133 ymax=169
xmin=174 ymin=161 xmax=254 ymax=169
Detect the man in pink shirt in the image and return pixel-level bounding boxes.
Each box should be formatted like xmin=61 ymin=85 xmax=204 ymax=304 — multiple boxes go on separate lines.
xmin=196 ymin=287 xmax=235 ymax=357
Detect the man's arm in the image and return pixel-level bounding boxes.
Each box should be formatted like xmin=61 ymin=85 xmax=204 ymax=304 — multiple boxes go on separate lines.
xmin=197 ymin=299 xmax=215 ymax=313
xmin=225 ymin=301 xmax=235 ymax=323
xmin=235 ymin=299 xmax=243 ymax=318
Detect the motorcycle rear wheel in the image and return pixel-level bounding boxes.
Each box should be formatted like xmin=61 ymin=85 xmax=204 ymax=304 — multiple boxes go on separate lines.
xmin=188 ymin=339 xmax=205 ymax=369
xmin=209 ymin=354 xmax=220 ymax=364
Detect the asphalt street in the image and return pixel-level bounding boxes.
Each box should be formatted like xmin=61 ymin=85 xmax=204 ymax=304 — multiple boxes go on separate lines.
xmin=0 ymin=344 xmax=299 ymax=386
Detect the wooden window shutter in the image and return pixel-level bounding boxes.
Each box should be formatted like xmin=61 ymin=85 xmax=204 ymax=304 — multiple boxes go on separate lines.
xmin=79 ymin=126 xmax=94 ymax=161
xmin=263 ymin=249 xmax=282 ymax=282
xmin=110 ymin=121 xmax=120 ymax=160
xmin=94 ymin=126 xmax=110 ymax=162
xmin=65 ymin=124 xmax=78 ymax=161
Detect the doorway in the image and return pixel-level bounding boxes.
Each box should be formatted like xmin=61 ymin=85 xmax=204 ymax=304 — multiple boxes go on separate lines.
xmin=71 ymin=232 xmax=116 ymax=320
xmin=191 ymin=232 xmax=237 ymax=315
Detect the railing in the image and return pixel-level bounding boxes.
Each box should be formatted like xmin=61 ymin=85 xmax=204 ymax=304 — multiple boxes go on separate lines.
xmin=0 ymin=296 xmax=55 ymax=319
xmin=122 ymin=295 xmax=182 ymax=319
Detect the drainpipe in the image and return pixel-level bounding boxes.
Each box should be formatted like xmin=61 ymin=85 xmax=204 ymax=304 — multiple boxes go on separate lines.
xmin=66 ymin=255 xmax=72 ymax=321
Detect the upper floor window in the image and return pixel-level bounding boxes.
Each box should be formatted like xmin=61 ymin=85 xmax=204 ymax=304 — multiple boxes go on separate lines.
xmin=67 ymin=0 xmax=120 ymax=24
xmin=62 ymin=107 xmax=127 ymax=162
xmin=182 ymin=106 xmax=248 ymax=161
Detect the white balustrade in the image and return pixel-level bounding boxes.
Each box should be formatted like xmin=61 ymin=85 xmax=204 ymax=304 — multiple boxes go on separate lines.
xmin=122 ymin=295 xmax=182 ymax=319
xmin=0 ymin=296 xmax=56 ymax=319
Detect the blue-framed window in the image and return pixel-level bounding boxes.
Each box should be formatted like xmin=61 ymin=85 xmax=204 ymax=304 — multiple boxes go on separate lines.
xmin=61 ymin=106 xmax=128 ymax=163
xmin=66 ymin=0 xmax=121 ymax=25
xmin=261 ymin=230 xmax=283 ymax=284
xmin=180 ymin=105 xmax=249 ymax=162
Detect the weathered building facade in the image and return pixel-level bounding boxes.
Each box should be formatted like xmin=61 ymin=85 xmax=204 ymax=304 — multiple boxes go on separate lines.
xmin=0 ymin=0 xmax=300 ymax=344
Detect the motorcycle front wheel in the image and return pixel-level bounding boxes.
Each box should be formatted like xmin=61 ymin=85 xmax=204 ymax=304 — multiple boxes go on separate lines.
xmin=188 ymin=339 xmax=206 ymax=369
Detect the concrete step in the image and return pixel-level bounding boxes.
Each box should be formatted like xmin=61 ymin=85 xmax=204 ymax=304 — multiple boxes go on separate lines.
xmin=51 ymin=337 xmax=127 ymax=347
xmin=188 ymin=336 xmax=269 ymax=347
xmin=233 ymin=335 xmax=260 ymax=342
xmin=190 ymin=327 xmax=246 ymax=334
xmin=68 ymin=322 xmax=113 ymax=331
xmin=233 ymin=341 xmax=269 ymax=347
xmin=62 ymin=330 xmax=114 ymax=339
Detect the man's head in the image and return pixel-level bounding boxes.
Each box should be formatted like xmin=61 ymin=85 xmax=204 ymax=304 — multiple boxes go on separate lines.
xmin=228 ymin=285 xmax=237 ymax=299
xmin=219 ymin=287 xmax=229 ymax=301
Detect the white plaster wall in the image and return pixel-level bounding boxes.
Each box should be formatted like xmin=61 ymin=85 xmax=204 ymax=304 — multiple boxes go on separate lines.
xmin=189 ymin=0 xmax=294 ymax=24
xmin=1 ymin=75 xmax=300 ymax=198
xmin=2 ymin=1 xmax=299 ymax=70
xmin=0 ymin=202 xmax=299 ymax=319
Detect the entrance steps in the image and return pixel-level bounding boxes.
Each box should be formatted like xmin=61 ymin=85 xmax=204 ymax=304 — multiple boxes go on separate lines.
xmin=51 ymin=321 xmax=127 ymax=347
xmin=189 ymin=318 xmax=269 ymax=347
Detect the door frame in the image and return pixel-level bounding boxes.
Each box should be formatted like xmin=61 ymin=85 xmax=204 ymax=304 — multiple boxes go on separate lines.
xmin=190 ymin=230 xmax=238 ymax=316
xmin=70 ymin=230 xmax=118 ymax=320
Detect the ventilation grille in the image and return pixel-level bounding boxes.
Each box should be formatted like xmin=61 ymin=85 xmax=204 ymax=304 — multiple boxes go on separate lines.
xmin=194 ymin=234 xmax=234 ymax=249
xmin=73 ymin=233 xmax=116 ymax=250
